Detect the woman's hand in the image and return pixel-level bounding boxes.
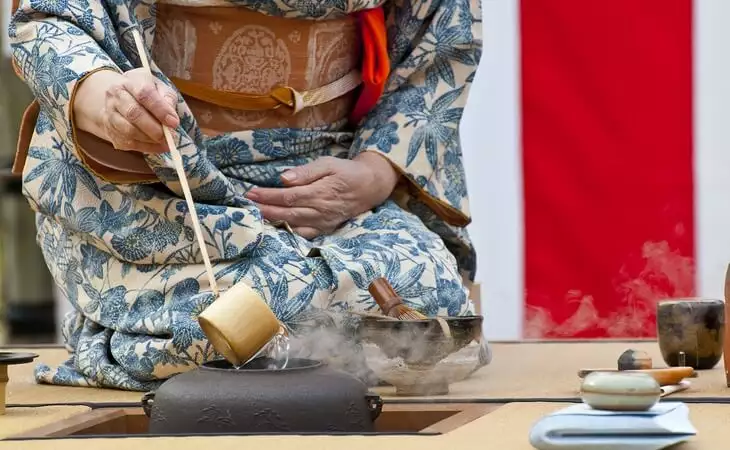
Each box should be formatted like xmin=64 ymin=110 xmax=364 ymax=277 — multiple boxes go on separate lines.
xmin=73 ymin=68 xmax=180 ymax=153
xmin=245 ymin=152 xmax=400 ymax=239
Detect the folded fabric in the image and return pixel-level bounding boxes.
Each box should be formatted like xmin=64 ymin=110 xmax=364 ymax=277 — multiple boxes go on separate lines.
xmin=528 ymin=402 xmax=696 ymax=450
xmin=350 ymin=6 xmax=390 ymax=124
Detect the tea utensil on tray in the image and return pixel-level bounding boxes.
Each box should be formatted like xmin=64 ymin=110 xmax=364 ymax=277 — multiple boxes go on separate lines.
xmin=578 ymin=366 xmax=695 ymax=386
xmin=581 ymin=371 xmax=661 ymax=411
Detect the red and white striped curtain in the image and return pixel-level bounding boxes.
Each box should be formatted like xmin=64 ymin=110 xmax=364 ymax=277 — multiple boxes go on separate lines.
xmin=463 ymin=0 xmax=730 ymax=340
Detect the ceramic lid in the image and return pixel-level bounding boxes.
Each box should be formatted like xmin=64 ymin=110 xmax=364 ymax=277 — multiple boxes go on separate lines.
xmin=580 ymin=371 xmax=661 ymax=395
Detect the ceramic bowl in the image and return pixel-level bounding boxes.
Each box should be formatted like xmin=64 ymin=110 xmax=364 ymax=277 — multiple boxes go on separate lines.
xmin=353 ymin=316 xmax=487 ymax=396
xmin=656 ymin=298 xmax=725 ymax=370
xmin=355 ymin=315 xmax=483 ymax=368
xmin=361 ymin=339 xmax=488 ymax=396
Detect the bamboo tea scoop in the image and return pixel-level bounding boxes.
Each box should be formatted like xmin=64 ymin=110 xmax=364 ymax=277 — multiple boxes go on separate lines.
xmin=577 ymin=366 xmax=695 ymax=386
xmin=131 ymin=29 xmax=281 ymax=368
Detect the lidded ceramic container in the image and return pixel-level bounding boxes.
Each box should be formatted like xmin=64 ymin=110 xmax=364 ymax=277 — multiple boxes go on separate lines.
xmin=580 ymin=371 xmax=661 ymax=411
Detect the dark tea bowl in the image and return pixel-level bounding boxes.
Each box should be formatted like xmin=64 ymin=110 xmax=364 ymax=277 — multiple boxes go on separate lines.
xmin=656 ymin=298 xmax=725 ymax=370
xmin=354 ymin=315 xmax=486 ymax=396
xmin=355 ymin=315 xmax=483 ymax=368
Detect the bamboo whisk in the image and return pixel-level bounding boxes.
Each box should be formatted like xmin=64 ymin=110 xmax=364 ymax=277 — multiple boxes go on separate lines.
xmin=368 ymin=277 xmax=427 ymax=320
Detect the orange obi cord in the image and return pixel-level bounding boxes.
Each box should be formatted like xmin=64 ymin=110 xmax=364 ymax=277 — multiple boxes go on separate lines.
xmin=349 ymin=7 xmax=390 ymax=125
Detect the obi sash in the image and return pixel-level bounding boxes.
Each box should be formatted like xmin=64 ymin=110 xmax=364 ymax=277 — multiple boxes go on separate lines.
xmin=11 ymin=2 xmax=390 ymax=179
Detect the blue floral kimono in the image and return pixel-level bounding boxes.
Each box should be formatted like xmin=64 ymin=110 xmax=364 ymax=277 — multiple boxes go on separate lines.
xmin=9 ymin=0 xmax=483 ymax=391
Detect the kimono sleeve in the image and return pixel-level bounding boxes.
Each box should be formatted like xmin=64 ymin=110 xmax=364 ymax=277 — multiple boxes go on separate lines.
xmin=9 ymin=0 xmax=122 ymax=150
xmin=351 ymin=0 xmax=482 ymax=228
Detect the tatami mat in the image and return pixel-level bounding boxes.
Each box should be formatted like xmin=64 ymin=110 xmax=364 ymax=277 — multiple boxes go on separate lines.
xmin=5 ymin=341 xmax=730 ymax=405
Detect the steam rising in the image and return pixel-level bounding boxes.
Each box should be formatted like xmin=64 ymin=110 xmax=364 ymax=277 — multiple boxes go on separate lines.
xmin=287 ymin=324 xmax=378 ymax=383
xmin=524 ymin=241 xmax=696 ymax=338
xmin=285 ymin=317 xmax=486 ymax=387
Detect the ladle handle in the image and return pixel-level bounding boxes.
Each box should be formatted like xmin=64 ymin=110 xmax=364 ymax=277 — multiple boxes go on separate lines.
xmin=131 ymin=28 xmax=219 ymax=297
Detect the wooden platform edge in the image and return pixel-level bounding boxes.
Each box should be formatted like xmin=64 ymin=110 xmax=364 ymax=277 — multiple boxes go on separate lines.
xmin=422 ymin=404 xmax=503 ymax=433
xmin=6 ymin=408 xmax=129 ymax=439
xmin=5 ymin=403 xmax=505 ymax=439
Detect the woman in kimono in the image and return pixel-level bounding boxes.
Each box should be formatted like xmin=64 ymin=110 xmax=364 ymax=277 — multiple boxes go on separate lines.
xmin=8 ymin=0 xmax=483 ymax=390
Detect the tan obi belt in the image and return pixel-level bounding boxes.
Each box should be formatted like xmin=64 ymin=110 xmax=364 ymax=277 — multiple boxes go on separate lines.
xmin=151 ymin=3 xmax=363 ymax=135
xmin=12 ymin=4 xmax=364 ymax=182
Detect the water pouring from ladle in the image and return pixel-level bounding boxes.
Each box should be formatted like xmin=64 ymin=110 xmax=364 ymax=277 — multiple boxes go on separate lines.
xmin=197 ymin=282 xmax=289 ymax=369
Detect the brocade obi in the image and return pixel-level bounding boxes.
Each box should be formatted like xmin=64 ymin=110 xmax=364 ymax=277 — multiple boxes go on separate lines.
xmin=151 ymin=3 xmax=363 ymax=134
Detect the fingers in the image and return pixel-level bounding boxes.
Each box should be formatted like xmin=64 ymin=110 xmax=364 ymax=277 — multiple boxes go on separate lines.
xmin=156 ymin=80 xmax=179 ymax=109
xmin=105 ymin=109 xmax=167 ymax=154
xmin=280 ymin=156 xmax=339 ymax=186
xmin=101 ymin=69 xmax=181 ymax=154
xmin=123 ymin=74 xmax=179 ymax=128
xmin=110 ymin=87 xmax=164 ymax=143
xmin=292 ymin=227 xmax=323 ymax=240
xmin=245 ymin=185 xmax=317 ymax=207
xmin=256 ymin=204 xmax=321 ymax=227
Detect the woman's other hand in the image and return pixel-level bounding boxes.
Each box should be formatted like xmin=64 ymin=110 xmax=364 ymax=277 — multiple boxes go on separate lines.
xmin=245 ymin=153 xmax=400 ymax=239
xmin=73 ymin=68 xmax=180 ymax=153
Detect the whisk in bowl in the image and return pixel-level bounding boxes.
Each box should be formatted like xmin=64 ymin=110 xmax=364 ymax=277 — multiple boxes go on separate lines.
xmin=368 ymin=277 xmax=427 ymax=320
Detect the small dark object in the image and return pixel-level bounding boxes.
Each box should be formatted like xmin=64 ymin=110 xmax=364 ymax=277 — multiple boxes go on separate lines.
xmin=369 ymin=277 xmax=427 ymax=320
xmin=0 ymin=352 xmax=38 ymax=365
xmin=617 ymin=349 xmax=652 ymax=371
xmin=657 ymin=299 xmax=725 ymax=370
xmin=143 ymin=357 xmax=383 ymax=435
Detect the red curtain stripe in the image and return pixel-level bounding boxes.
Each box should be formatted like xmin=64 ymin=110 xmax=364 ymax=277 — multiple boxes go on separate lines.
xmin=520 ymin=0 xmax=695 ymax=338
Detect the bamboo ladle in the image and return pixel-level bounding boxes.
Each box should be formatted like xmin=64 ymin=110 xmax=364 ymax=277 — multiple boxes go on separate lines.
xmin=131 ymin=28 xmax=282 ymax=368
